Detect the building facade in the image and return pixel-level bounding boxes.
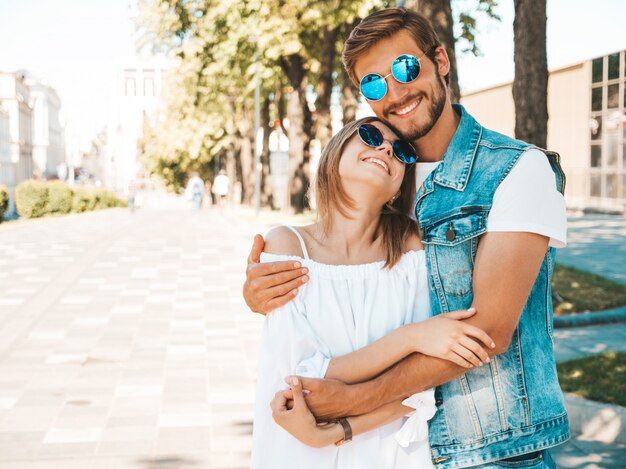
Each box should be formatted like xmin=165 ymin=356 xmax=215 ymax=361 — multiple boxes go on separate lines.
xmin=0 ymin=72 xmax=33 ymax=193
xmin=105 ymin=59 xmax=167 ymax=193
xmin=26 ymin=78 xmax=66 ymax=178
xmin=461 ymin=50 xmax=626 ymax=212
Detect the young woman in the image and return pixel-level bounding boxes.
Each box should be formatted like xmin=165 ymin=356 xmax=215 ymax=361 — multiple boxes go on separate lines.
xmin=251 ymin=117 xmax=494 ymax=468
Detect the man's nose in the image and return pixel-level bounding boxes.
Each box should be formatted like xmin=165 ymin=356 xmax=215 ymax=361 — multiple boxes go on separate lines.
xmin=385 ymin=76 xmax=409 ymax=103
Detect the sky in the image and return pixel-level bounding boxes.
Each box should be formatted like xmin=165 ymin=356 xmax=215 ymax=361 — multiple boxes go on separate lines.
xmin=0 ymin=0 xmax=624 ymax=150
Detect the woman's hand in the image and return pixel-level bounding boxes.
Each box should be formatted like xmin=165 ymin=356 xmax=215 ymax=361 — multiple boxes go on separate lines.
xmin=409 ymin=308 xmax=496 ymax=368
xmin=270 ymin=377 xmax=341 ymax=448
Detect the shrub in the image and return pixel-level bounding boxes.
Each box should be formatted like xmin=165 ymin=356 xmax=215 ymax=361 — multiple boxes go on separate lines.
xmin=0 ymin=184 xmax=9 ymax=222
xmin=71 ymin=187 xmax=95 ymax=213
xmin=47 ymin=181 xmax=73 ymax=214
xmin=15 ymin=180 xmax=48 ymax=218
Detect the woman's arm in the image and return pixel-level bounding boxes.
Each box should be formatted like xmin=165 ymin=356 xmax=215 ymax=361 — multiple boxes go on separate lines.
xmin=324 ymin=308 xmax=495 ymax=383
xmin=271 ymin=377 xmax=415 ymax=448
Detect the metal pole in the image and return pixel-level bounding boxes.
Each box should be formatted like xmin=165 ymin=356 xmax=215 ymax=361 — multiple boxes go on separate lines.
xmin=253 ymin=45 xmax=261 ymax=217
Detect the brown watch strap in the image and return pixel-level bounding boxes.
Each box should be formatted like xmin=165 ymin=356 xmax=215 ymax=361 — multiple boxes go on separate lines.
xmin=334 ymin=418 xmax=353 ymax=446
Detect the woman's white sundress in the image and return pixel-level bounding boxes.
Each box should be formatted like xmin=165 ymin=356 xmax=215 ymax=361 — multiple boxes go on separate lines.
xmin=251 ymin=226 xmax=436 ymax=469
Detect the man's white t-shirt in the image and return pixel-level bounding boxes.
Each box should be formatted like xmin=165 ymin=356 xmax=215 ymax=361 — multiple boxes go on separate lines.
xmin=414 ymin=148 xmax=567 ymax=248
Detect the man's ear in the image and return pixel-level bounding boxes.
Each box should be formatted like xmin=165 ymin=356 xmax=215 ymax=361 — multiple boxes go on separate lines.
xmin=433 ymin=46 xmax=450 ymax=80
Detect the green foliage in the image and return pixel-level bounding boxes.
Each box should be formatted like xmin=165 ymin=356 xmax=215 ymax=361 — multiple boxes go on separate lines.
xmin=95 ymin=189 xmax=127 ymax=209
xmin=13 ymin=180 xmax=126 ymax=219
xmin=71 ymin=187 xmax=95 ymax=213
xmin=552 ymin=264 xmax=626 ymax=314
xmin=47 ymin=181 xmax=73 ymax=214
xmin=558 ymin=352 xmax=626 ymax=406
xmin=0 ymin=184 xmax=9 ymax=222
xmin=15 ymin=180 xmax=49 ymax=218
xmin=455 ymin=0 xmax=501 ymax=55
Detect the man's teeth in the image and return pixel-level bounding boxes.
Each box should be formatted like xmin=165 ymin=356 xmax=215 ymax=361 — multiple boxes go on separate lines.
xmin=396 ymin=99 xmax=420 ymax=116
xmin=363 ymin=157 xmax=389 ymax=173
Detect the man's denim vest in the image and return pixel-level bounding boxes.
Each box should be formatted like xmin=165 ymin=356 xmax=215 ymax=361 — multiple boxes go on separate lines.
xmin=416 ymin=105 xmax=569 ymax=468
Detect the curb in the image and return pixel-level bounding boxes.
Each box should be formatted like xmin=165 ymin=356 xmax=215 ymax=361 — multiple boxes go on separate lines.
xmin=564 ymin=392 xmax=626 ymax=445
xmin=554 ymin=305 xmax=626 ymax=329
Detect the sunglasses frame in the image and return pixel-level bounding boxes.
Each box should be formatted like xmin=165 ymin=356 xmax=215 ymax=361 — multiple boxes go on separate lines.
xmin=359 ymin=47 xmax=434 ymax=102
xmin=357 ymin=123 xmax=418 ymax=165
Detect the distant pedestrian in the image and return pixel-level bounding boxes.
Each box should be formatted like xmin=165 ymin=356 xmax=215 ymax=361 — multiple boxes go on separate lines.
xmin=185 ymin=172 xmax=205 ymax=210
xmin=212 ymin=170 xmax=229 ymax=207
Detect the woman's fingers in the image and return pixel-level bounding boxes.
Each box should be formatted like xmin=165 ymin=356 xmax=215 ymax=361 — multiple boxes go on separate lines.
xmin=462 ymin=324 xmax=496 ymax=350
xmin=442 ymin=308 xmax=476 ymax=320
xmin=451 ymin=343 xmax=482 ymax=368
xmin=270 ymin=390 xmax=288 ymax=414
xmin=286 ymin=377 xmax=307 ymax=409
xmin=459 ymin=336 xmax=490 ymax=364
xmin=445 ymin=349 xmax=474 ymax=368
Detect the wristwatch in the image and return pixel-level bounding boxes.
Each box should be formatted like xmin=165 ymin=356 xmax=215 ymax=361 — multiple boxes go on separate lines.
xmin=334 ymin=418 xmax=353 ymax=446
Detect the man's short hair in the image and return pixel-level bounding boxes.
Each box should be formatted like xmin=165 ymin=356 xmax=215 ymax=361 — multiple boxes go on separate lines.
xmin=342 ymin=8 xmax=449 ymax=88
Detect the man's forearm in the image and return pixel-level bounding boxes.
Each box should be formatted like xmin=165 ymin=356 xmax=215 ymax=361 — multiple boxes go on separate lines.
xmin=349 ymin=352 xmax=470 ymax=415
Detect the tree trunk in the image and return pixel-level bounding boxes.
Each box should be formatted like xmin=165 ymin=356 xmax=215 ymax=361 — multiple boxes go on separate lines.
xmin=341 ymin=19 xmax=359 ymax=125
xmin=260 ymin=93 xmax=273 ymax=207
xmin=408 ymin=0 xmax=460 ymax=103
xmin=281 ymin=54 xmax=312 ymax=213
xmin=513 ymin=0 xmax=548 ymax=147
xmin=315 ymin=26 xmax=339 ymax=149
xmin=236 ymin=101 xmax=255 ymax=204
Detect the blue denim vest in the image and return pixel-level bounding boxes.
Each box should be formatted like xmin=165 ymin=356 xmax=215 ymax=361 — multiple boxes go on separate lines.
xmin=416 ymin=105 xmax=569 ymax=468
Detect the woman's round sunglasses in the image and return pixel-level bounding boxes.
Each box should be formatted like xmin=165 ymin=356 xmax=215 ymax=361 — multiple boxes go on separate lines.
xmin=357 ymin=123 xmax=418 ymax=165
xmin=359 ymin=48 xmax=433 ymax=102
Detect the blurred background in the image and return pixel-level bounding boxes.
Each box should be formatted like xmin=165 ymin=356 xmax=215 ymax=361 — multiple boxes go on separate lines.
xmin=0 ymin=1 xmax=625 ymax=468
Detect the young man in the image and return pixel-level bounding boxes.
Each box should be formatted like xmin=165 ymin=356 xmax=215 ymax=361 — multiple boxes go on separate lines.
xmin=243 ymin=8 xmax=568 ymax=468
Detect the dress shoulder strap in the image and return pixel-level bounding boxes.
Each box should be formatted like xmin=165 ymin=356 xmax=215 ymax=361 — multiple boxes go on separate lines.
xmin=284 ymin=225 xmax=310 ymax=260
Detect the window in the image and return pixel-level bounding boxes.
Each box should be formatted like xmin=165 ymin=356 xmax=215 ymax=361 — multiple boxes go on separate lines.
xmin=590 ymin=174 xmax=602 ymax=197
xmin=607 ymin=84 xmax=619 ymax=108
xmin=608 ymin=53 xmax=620 ymax=80
xmin=605 ymin=174 xmax=618 ymax=198
xmin=590 ymin=145 xmax=601 ymax=167
xmin=592 ymin=57 xmax=603 ymax=83
xmin=144 ymin=77 xmax=155 ymax=97
xmin=125 ymin=77 xmax=136 ymax=97
xmin=606 ymin=129 xmax=618 ymax=166
xmin=590 ymin=116 xmax=602 ymax=140
xmin=591 ymin=87 xmax=602 ymax=111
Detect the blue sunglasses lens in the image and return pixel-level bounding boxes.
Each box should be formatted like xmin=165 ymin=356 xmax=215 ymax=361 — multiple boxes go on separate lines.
xmin=391 ymin=54 xmax=421 ymax=83
xmin=358 ymin=124 xmax=384 ymax=147
xmin=393 ymin=140 xmax=418 ymax=164
xmin=360 ymin=74 xmax=387 ymax=101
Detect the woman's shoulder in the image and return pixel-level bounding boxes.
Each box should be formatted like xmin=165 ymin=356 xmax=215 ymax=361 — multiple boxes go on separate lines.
xmin=264 ymin=225 xmax=310 ymax=258
xmin=403 ymin=231 xmax=424 ymax=253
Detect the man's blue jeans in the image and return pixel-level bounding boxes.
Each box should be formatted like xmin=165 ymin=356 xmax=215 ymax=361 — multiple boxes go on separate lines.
xmin=471 ymin=450 xmax=556 ymax=468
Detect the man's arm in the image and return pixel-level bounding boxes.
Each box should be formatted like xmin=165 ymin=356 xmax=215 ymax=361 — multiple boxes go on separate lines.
xmin=299 ymin=232 xmax=550 ymax=419
xmin=243 ymin=234 xmax=309 ymax=313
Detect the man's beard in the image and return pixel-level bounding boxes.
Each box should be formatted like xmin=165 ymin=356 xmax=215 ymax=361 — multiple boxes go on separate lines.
xmin=391 ymin=77 xmax=447 ymax=142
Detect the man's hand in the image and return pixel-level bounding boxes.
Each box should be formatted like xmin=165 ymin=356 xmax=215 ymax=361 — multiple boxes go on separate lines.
xmin=243 ymin=234 xmax=309 ymax=314
xmin=287 ymin=376 xmax=360 ymax=420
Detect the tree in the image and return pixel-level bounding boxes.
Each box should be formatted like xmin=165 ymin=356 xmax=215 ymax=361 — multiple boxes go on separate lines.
xmin=401 ymin=0 xmax=500 ymax=103
xmin=512 ymin=0 xmax=548 ymax=147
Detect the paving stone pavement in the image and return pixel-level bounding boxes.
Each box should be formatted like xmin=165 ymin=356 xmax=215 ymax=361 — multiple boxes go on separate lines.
xmin=558 ymin=215 xmax=626 ymax=285
xmin=0 ymin=206 xmax=624 ymax=468
xmin=0 ymin=207 xmax=267 ymax=468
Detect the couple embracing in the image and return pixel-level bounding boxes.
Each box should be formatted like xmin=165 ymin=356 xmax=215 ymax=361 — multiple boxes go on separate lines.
xmin=243 ymin=8 xmax=569 ymax=469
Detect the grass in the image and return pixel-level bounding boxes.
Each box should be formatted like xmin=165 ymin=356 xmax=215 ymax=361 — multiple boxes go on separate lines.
xmin=557 ymin=352 xmax=626 ymax=406
xmin=552 ymin=264 xmax=626 ymax=315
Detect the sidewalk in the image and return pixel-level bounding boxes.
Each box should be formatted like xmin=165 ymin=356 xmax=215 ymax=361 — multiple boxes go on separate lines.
xmin=558 ymin=215 xmax=626 ymax=284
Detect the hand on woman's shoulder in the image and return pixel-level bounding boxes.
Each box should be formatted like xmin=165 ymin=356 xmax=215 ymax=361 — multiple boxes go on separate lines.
xmin=264 ymin=226 xmax=306 ymax=257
